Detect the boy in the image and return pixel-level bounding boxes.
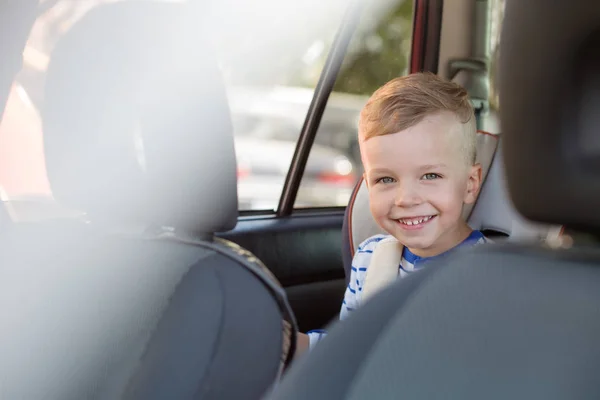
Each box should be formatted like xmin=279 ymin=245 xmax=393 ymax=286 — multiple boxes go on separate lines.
xmin=296 ymin=72 xmax=488 ymax=355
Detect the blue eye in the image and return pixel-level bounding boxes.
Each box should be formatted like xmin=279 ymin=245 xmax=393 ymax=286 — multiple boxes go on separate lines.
xmin=376 ymin=177 xmax=395 ymax=184
xmin=422 ymin=173 xmax=441 ymax=180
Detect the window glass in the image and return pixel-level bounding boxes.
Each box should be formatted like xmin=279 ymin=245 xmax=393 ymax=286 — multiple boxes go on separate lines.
xmin=0 ymin=0 xmax=348 ymax=219
xmin=215 ymin=0 xmax=348 ymax=211
xmin=294 ymin=0 xmax=415 ymax=209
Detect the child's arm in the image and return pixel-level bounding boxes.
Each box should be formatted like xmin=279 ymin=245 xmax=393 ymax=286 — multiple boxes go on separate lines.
xmin=292 ymin=242 xmax=376 ymax=359
xmin=339 ymin=260 xmax=362 ymax=320
xmin=294 ymin=332 xmax=310 ymax=358
xmin=291 ymin=235 xmax=387 ymax=360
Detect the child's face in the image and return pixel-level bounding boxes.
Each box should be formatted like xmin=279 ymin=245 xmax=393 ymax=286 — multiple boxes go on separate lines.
xmin=360 ymin=111 xmax=481 ymax=257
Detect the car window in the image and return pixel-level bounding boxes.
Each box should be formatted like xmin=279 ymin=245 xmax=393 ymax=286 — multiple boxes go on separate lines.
xmin=294 ymin=0 xmax=415 ymax=209
xmin=219 ymin=0 xmax=351 ymax=212
xmin=0 ymin=0 xmax=349 ymax=217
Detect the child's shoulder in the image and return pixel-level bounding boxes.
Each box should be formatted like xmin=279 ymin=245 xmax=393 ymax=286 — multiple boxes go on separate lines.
xmin=470 ymin=230 xmax=491 ymax=244
xmin=351 ymin=234 xmax=394 ymax=276
xmin=355 ymin=234 xmax=396 ymax=253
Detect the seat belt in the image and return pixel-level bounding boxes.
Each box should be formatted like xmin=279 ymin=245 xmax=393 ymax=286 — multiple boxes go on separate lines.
xmin=362 ymin=236 xmax=404 ymax=301
xmin=449 ymin=0 xmax=491 ymax=131
xmin=450 ymin=60 xmax=489 ymax=131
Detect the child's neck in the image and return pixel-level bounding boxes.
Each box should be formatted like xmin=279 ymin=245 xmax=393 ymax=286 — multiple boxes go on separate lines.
xmin=406 ymin=221 xmax=473 ymax=258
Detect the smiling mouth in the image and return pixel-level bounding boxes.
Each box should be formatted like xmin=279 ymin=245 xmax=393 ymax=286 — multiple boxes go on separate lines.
xmin=395 ymin=215 xmax=437 ymax=227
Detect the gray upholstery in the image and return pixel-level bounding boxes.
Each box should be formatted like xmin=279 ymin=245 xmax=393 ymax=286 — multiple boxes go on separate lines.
xmin=499 ymin=1 xmax=600 ymax=230
xmin=267 ymin=1 xmax=600 ymax=398
xmin=467 ymin=141 xmax=560 ymax=240
xmin=0 ymin=2 xmax=295 ymax=399
xmin=269 ymin=245 xmax=600 ymax=400
xmin=0 ymin=225 xmax=287 ymax=400
xmin=42 ymin=1 xmax=237 ymax=233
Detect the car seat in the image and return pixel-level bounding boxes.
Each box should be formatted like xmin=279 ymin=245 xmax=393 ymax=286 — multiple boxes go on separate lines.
xmin=0 ymin=2 xmax=296 ymax=399
xmin=267 ymin=1 xmax=600 ymax=397
xmin=341 ymin=130 xmax=563 ymax=285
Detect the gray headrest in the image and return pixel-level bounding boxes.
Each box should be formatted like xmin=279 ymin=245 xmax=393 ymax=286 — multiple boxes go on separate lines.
xmin=500 ymin=0 xmax=600 ymax=229
xmin=348 ymin=132 xmax=560 ymax=252
xmin=468 ymin=140 xmax=561 ymax=240
xmin=42 ymin=1 xmax=237 ymax=233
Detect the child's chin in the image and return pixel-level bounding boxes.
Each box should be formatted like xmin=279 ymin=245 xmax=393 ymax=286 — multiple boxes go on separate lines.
xmin=396 ymin=235 xmax=435 ymax=250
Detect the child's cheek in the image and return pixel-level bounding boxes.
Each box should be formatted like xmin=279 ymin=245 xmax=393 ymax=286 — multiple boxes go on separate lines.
xmin=370 ymin=191 xmax=391 ymax=218
xmin=425 ymin=181 xmax=455 ymax=209
xmin=369 ymin=193 xmax=383 ymax=219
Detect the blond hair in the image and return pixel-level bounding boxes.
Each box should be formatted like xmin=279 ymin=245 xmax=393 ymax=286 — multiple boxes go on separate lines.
xmin=358 ymin=72 xmax=477 ymax=164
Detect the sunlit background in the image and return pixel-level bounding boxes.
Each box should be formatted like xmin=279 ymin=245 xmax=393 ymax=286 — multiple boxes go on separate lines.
xmin=0 ymin=0 xmax=419 ymax=219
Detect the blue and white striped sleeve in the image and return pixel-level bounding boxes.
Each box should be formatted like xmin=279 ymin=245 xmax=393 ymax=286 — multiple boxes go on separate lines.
xmin=339 ymin=234 xmax=388 ymax=320
xmin=306 ymin=234 xmax=389 ymax=350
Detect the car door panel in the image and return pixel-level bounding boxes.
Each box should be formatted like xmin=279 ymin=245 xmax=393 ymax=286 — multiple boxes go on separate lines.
xmin=285 ymin=279 xmax=344 ymax=333
xmin=218 ymin=213 xmax=346 ymax=331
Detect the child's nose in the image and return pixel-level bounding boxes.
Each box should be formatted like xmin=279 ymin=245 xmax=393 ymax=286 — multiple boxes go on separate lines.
xmin=394 ymin=183 xmax=422 ymax=207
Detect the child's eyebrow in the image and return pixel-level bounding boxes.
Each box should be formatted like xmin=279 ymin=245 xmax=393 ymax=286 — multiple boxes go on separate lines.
xmin=419 ymin=163 xmax=447 ymax=170
xmin=368 ymin=168 xmax=394 ymax=175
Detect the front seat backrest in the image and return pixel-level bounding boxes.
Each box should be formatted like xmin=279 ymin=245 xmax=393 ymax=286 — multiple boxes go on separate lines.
xmin=0 ymin=185 xmax=13 ymax=228
xmin=0 ymin=2 xmax=295 ymax=400
xmin=341 ymin=130 xmax=561 ymax=284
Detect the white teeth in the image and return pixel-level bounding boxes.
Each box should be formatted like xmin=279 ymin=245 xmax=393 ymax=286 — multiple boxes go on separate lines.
xmin=399 ymin=216 xmax=433 ymax=225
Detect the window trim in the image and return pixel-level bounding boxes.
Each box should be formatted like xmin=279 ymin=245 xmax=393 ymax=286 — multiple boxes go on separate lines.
xmin=410 ymin=0 xmax=444 ymax=74
xmin=275 ymin=0 xmax=364 ymax=217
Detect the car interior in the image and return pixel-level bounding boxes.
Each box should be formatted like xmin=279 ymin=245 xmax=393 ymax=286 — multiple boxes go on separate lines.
xmin=2 ymin=2 xmax=296 ymax=399
xmin=0 ymin=0 xmax=596 ymax=399
xmin=340 ymin=130 xmax=563 ymax=286
xmin=268 ymin=0 xmax=600 ymax=399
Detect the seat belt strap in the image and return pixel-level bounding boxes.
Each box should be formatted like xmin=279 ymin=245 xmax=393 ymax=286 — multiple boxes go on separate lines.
xmin=362 ymin=237 xmax=404 ymax=302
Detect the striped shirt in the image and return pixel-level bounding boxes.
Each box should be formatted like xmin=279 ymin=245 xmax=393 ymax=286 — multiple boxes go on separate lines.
xmin=307 ymin=230 xmax=488 ymax=349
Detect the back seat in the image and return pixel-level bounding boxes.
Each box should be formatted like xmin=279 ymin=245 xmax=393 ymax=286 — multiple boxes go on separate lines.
xmin=341 ymin=130 xmax=562 ymax=284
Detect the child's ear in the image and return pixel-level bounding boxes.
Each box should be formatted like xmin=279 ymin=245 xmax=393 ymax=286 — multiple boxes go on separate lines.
xmin=464 ymin=163 xmax=482 ymax=204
